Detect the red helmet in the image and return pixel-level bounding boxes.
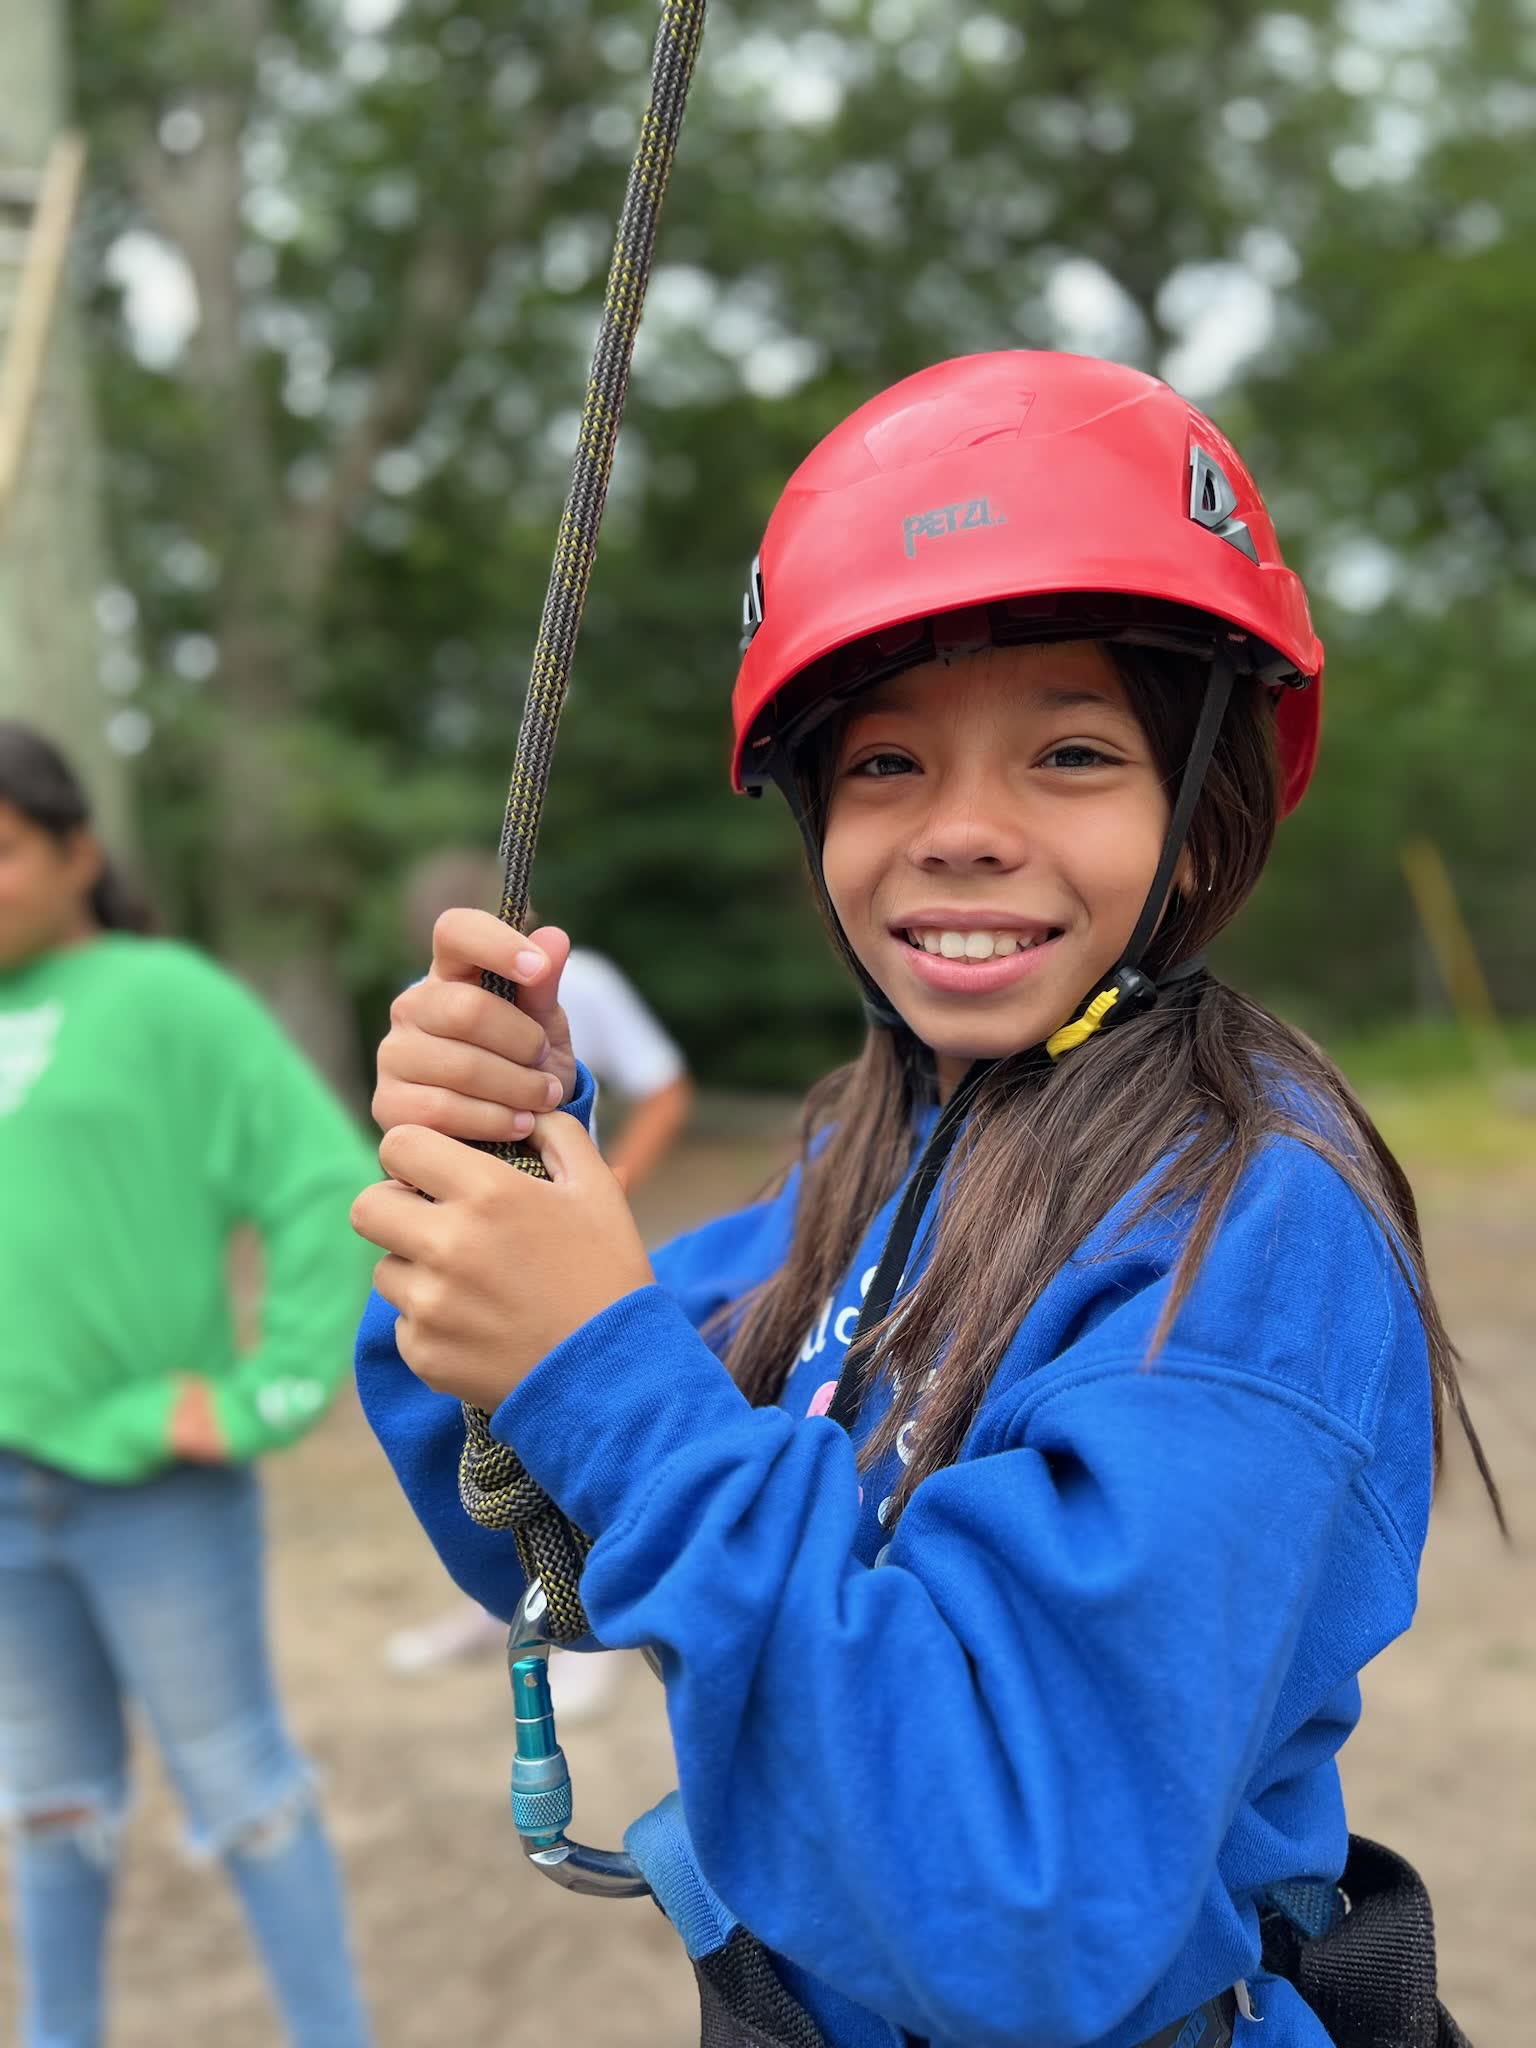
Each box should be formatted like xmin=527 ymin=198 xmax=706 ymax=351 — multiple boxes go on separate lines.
xmin=732 ymin=351 xmax=1322 ymax=815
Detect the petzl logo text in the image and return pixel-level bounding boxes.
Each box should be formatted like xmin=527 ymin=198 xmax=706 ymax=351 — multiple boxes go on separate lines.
xmin=902 ymin=498 xmax=1006 ymax=559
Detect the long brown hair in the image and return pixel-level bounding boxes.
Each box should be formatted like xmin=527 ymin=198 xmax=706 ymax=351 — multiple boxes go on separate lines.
xmin=718 ymin=646 xmax=1500 ymax=1525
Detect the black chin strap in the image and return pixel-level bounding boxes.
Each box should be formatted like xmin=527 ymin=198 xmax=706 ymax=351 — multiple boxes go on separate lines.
xmin=1129 ymin=641 xmax=1236 ymax=965
xmin=823 ymin=1054 xmax=999 ymax=1434
xmin=1042 ymin=641 xmax=1233 ymax=1059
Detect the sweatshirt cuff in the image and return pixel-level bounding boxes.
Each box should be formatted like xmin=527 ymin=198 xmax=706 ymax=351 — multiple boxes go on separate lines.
xmin=212 ymin=1380 xmax=287 ymax=1461
xmin=488 ymin=1284 xmax=751 ymax=1536
xmin=563 ymin=1059 xmax=597 ymax=1131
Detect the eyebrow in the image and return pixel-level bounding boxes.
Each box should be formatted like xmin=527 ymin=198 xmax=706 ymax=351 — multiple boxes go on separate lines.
xmin=844 ymin=679 xmax=1132 ymax=723
xmin=1033 ymin=686 xmax=1127 ymax=712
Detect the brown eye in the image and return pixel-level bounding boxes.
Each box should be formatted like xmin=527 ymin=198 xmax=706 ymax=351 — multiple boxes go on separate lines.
xmin=851 ymin=752 xmax=915 ymax=778
xmin=1041 ymin=744 xmax=1116 ymax=770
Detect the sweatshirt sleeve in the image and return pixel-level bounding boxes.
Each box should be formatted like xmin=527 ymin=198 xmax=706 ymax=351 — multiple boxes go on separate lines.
xmin=193 ymin=964 xmax=380 ymax=1461
xmin=354 ymin=1074 xmax=800 ymax=1618
xmin=485 ymin=1148 xmax=1420 ymax=2048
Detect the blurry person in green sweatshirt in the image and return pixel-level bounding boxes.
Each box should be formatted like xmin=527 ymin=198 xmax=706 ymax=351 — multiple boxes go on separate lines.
xmin=0 ymin=723 xmax=375 ymax=2048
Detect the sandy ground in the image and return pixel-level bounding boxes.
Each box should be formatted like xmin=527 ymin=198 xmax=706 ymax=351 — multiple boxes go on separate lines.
xmin=0 ymin=1125 xmax=1529 ymax=2046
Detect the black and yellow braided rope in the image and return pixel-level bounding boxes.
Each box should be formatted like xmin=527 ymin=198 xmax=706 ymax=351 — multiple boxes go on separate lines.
xmin=459 ymin=0 xmax=707 ymax=1643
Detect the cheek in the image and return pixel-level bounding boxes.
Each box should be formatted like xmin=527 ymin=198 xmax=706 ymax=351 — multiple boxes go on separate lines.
xmin=1075 ymin=794 xmax=1169 ymax=917
xmin=0 ymin=859 xmax=41 ymax=910
xmin=818 ymin=807 xmax=881 ymax=930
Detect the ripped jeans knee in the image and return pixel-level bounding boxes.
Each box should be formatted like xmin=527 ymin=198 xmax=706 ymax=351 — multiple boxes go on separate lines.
xmin=163 ymin=1701 xmax=320 ymax=1865
xmin=220 ymin=1778 xmax=317 ymax=1864
xmin=9 ymin=1790 xmax=126 ymax=1873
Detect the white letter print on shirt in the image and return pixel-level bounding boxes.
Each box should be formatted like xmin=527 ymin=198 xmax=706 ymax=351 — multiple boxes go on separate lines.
xmin=0 ymin=1003 xmax=63 ymax=1117
xmin=798 ymin=1268 xmax=941 ymax=1566
xmin=798 ymin=1263 xmax=878 ymax=1366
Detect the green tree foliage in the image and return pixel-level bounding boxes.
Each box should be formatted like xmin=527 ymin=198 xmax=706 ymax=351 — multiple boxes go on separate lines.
xmin=71 ymin=0 xmax=1536 ymax=1087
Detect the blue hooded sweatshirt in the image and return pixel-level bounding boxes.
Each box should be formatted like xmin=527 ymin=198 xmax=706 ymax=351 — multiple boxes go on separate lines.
xmin=356 ymin=1063 xmax=1431 ymax=2048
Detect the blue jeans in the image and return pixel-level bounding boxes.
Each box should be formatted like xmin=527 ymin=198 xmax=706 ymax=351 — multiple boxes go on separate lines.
xmin=0 ymin=1452 xmax=371 ymax=2048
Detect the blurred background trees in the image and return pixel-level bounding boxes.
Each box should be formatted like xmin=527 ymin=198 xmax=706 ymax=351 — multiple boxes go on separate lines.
xmin=5 ymin=0 xmax=1531 ymax=1090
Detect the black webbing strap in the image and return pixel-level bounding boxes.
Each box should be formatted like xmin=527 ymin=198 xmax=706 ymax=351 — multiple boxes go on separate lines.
xmin=824 ymin=1056 xmax=998 ymax=1433
xmin=1261 ymin=1835 xmax=1472 ymax=2048
xmin=902 ymin=1990 xmax=1238 ymax=2048
xmin=1127 ymin=1991 xmax=1237 ymax=2048
xmin=696 ymin=1929 xmax=830 ymax=2048
xmin=1122 ymin=642 xmax=1235 ymax=968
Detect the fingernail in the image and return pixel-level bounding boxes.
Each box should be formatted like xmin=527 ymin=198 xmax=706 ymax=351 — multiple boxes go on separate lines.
xmin=544 ymin=1076 xmax=562 ymax=1108
xmin=510 ymin=1111 xmax=535 ymax=1138
xmin=514 ymin=949 xmax=545 ymax=978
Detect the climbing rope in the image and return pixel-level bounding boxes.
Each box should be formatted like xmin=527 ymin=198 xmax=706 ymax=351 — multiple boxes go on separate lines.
xmin=455 ymin=0 xmax=706 ymax=1646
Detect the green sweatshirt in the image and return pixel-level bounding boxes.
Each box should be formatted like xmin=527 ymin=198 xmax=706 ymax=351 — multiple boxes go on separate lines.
xmin=0 ymin=934 xmax=378 ymax=1480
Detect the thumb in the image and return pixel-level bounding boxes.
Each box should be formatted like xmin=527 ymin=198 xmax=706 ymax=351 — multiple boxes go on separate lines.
xmin=515 ymin=925 xmax=573 ymax=1045
xmin=526 ymin=1103 xmax=604 ymax=1183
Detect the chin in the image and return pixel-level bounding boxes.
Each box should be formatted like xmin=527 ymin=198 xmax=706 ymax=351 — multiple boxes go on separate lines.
xmin=899 ymin=1002 xmax=1067 ymax=1066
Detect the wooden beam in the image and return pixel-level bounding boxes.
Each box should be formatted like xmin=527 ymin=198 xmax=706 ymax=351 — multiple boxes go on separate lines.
xmin=1400 ymin=835 xmax=1507 ymax=1072
xmin=0 ymin=129 xmax=88 ymax=540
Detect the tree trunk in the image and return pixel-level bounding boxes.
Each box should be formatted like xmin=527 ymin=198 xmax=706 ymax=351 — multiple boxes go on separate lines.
xmin=133 ymin=39 xmax=363 ymax=1095
xmin=0 ymin=0 xmax=134 ymax=856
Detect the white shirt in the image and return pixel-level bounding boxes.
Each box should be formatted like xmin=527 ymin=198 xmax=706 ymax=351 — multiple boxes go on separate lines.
xmin=560 ymin=947 xmax=685 ymax=1101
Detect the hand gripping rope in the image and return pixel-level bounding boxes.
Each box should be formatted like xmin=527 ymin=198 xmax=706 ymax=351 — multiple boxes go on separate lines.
xmin=453 ymin=0 xmax=705 ymax=1895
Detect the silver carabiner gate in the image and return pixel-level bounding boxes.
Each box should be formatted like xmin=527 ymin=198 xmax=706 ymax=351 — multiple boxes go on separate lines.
xmin=507 ymin=1580 xmax=652 ymax=1898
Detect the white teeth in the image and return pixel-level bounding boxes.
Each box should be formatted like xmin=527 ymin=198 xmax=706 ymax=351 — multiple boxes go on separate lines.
xmin=907 ymin=928 xmax=1045 ymax=961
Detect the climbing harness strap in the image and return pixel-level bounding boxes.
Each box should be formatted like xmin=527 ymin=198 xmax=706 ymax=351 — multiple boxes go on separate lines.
xmin=1128 ymin=1993 xmax=1237 ymax=2048
xmin=456 ymin=1 xmax=707 ymax=1655
xmin=1259 ymin=1834 xmax=1473 ymax=2048
xmin=623 ymin=1795 xmax=829 ymax=2048
xmin=625 ymin=1786 xmax=1246 ymax=2048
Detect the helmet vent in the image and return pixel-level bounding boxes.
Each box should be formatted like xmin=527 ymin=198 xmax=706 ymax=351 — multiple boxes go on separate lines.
xmin=739 ymin=553 xmax=764 ymax=653
xmin=1189 ymin=448 xmax=1259 ymax=563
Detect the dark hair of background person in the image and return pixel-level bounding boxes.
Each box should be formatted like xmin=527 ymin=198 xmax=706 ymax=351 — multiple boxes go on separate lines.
xmin=711 ymin=645 xmax=1502 ymax=1529
xmin=0 ymin=722 xmax=154 ymax=935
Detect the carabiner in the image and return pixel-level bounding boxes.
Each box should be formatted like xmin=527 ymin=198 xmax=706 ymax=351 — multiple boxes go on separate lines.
xmin=507 ymin=1580 xmax=651 ymax=1898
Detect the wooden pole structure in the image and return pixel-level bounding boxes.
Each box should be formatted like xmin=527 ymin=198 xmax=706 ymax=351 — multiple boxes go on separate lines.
xmin=1399 ymin=836 xmax=1509 ymax=1078
xmin=0 ymin=0 xmax=133 ymax=851
xmin=0 ymin=132 xmax=87 ymax=539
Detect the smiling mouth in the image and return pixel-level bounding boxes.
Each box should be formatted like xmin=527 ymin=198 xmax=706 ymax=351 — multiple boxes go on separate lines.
xmin=901 ymin=926 xmax=1063 ymax=961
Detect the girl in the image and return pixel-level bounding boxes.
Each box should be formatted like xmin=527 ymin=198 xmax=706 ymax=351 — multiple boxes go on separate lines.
xmin=351 ymin=352 xmax=1489 ymax=2048
xmin=0 ymin=724 xmax=375 ymax=2048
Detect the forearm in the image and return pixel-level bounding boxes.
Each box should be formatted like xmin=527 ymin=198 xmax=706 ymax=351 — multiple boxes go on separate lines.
xmin=212 ymin=1186 xmax=378 ymax=1459
xmin=606 ymin=1076 xmax=693 ymax=1192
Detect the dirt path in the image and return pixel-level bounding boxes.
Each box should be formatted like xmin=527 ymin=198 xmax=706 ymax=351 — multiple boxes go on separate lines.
xmin=0 ymin=1136 xmax=1528 ymax=2045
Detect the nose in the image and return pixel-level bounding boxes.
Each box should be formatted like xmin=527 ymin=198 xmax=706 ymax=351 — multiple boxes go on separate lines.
xmin=908 ymin=759 xmax=1031 ymax=873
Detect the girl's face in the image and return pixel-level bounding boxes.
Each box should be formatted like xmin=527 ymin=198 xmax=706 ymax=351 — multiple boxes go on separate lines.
xmin=820 ymin=641 xmax=1175 ymax=1097
xmin=0 ymin=803 xmax=100 ymax=971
